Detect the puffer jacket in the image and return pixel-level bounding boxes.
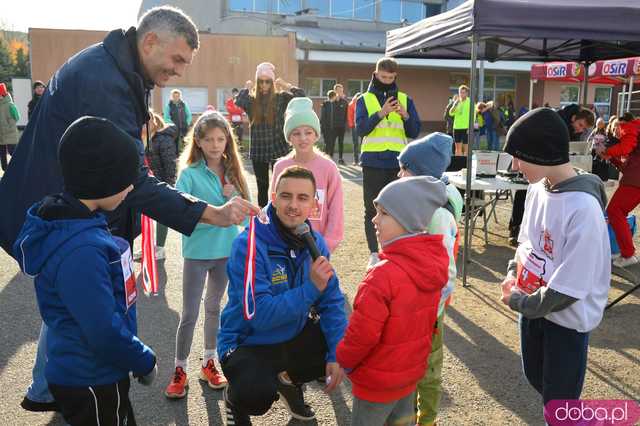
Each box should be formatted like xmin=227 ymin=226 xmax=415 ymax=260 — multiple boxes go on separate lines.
xmin=605 ymin=119 xmax=640 ymax=187
xmin=148 ymin=124 xmax=178 ymax=185
xmin=336 ymin=233 xmax=448 ymax=403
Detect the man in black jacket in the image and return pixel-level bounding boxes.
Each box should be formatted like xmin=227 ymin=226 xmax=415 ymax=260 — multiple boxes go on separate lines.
xmin=556 ymin=103 xmax=595 ymax=141
xmin=2 ymin=5 xmax=258 ymax=413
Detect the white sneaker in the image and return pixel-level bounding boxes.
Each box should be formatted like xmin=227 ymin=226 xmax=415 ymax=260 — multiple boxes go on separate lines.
xmin=155 ymin=246 xmax=166 ymax=260
xmin=611 ymin=253 xmax=621 ymax=260
xmin=613 ymin=255 xmax=639 ymax=268
xmin=366 ymin=252 xmax=379 ymax=271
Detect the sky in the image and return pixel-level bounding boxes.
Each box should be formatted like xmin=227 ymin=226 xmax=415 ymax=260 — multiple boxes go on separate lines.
xmin=2 ymin=0 xmax=144 ymax=33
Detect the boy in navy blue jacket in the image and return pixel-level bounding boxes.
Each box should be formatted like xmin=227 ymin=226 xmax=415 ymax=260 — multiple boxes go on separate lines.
xmin=14 ymin=117 xmax=157 ymax=426
xmin=218 ymin=165 xmax=347 ymax=425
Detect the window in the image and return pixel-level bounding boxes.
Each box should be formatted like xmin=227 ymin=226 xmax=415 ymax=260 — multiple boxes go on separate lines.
xmin=306 ymin=0 xmax=330 ymax=16
xmin=380 ymin=0 xmax=402 ymax=23
xmin=425 ymin=2 xmax=443 ymax=18
xmin=331 ymin=0 xmax=352 ymax=18
xmin=354 ymin=0 xmax=375 ymax=20
xmin=449 ymin=73 xmax=516 ymax=106
xmin=560 ymin=85 xmax=580 ymax=107
xmin=594 ymin=86 xmax=612 ymax=121
xmin=229 ymin=0 xmax=268 ymax=12
xmin=347 ymin=79 xmax=369 ymax=97
xmin=304 ymin=78 xmax=337 ymax=97
xmin=404 ymin=1 xmax=427 ymax=22
xmin=162 ymin=87 xmax=209 ymax=114
xmin=380 ymin=0 xmax=434 ymax=24
xmin=277 ymin=0 xmax=301 ymax=14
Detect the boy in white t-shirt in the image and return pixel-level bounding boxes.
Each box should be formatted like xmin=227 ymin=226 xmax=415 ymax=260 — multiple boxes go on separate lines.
xmin=499 ymin=108 xmax=611 ymax=417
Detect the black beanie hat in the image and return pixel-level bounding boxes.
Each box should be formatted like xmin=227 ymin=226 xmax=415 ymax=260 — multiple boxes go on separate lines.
xmin=58 ymin=116 xmax=140 ymax=200
xmin=504 ymin=108 xmax=570 ymax=166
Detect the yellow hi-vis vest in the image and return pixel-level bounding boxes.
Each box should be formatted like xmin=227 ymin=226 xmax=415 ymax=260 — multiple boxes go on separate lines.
xmin=361 ymin=91 xmax=408 ymax=153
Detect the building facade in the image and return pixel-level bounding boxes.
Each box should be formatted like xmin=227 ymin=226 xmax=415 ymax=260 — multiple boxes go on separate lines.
xmin=27 ymin=0 xmax=621 ymax=135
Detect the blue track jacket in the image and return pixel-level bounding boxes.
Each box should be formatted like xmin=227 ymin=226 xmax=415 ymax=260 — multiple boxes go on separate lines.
xmin=217 ymin=205 xmax=347 ymax=363
xmin=14 ymin=197 xmax=155 ymax=386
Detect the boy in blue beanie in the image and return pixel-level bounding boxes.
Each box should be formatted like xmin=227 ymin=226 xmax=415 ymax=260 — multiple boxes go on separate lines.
xmin=398 ymin=132 xmax=462 ymax=426
xmin=14 ymin=116 xmax=157 ymax=426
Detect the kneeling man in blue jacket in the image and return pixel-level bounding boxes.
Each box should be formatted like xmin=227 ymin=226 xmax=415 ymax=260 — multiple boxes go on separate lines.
xmin=218 ymin=165 xmax=347 ymax=425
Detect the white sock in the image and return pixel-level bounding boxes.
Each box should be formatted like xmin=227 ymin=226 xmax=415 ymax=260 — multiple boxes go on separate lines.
xmin=203 ymin=350 xmax=217 ymax=367
xmin=175 ymin=358 xmax=187 ymax=370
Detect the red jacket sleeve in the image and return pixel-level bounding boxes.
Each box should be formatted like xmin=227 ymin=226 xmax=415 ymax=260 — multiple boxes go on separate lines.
xmin=605 ymin=120 xmax=640 ymax=158
xmin=347 ymin=100 xmax=356 ymax=129
xmin=336 ymin=270 xmax=390 ymax=370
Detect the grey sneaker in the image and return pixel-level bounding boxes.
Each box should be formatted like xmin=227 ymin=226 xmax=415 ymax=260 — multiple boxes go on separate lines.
xmin=276 ymin=379 xmax=315 ymax=421
xmin=613 ymin=255 xmax=639 ymax=268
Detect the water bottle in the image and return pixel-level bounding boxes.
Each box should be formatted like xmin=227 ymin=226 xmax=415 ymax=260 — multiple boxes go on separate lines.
xmin=471 ymin=153 xmax=478 ymax=181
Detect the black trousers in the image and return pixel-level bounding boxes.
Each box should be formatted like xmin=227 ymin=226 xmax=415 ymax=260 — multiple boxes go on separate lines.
xmin=323 ymin=129 xmax=336 ymax=158
xmin=362 ymin=166 xmax=399 ymax=253
xmin=334 ymin=127 xmax=346 ymax=160
xmin=509 ymin=189 xmax=527 ymax=236
xmin=221 ymin=320 xmax=327 ymax=416
xmin=0 ymin=144 xmax=15 ymax=171
xmin=252 ymin=160 xmax=273 ymax=208
xmin=49 ymin=377 xmax=136 ymax=426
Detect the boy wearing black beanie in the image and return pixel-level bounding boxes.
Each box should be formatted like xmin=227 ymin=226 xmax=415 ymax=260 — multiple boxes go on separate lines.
xmin=13 ymin=116 xmax=157 ymax=426
xmin=498 ymin=108 xmax=610 ymax=423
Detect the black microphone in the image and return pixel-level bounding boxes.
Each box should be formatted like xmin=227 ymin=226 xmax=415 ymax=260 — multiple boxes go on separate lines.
xmin=294 ymin=223 xmax=321 ymax=261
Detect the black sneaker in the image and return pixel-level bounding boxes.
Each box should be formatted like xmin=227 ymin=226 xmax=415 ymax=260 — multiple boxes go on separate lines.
xmin=276 ymin=380 xmax=315 ymax=421
xmin=338 ymin=158 xmax=345 ymax=165
xmin=20 ymin=396 xmax=59 ymax=412
xmin=223 ymin=387 xmax=252 ymax=426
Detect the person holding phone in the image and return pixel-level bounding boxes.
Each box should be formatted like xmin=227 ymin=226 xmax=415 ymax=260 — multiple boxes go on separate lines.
xmin=355 ymin=57 xmax=421 ymax=270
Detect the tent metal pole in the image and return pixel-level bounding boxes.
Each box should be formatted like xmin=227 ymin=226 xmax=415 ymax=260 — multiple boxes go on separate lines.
xmin=529 ymin=80 xmax=534 ymax=110
xmin=479 ymin=60 xmax=485 ymax=101
xmin=462 ymin=34 xmax=478 ymax=288
xmin=627 ymin=76 xmax=634 ymax=112
xmin=621 ymin=84 xmax=627 ymax=116
xmin=581 ymin=63 xmax=589 ymax=107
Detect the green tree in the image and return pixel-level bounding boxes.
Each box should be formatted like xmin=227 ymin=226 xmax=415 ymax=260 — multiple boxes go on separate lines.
xmin=0 ymin=37 xmax=13 ymax=90
xmin=14 ymin=47 xmax=29 ymax=77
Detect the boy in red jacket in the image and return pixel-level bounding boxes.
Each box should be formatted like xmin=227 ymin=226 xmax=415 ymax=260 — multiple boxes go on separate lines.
xmin=596 ymin=113 xmax=640 ymax=267
xmin=336 ymin=176 xmax=449 ymax=426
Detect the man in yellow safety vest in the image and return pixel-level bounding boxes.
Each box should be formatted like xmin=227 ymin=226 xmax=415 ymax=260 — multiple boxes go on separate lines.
xmin=355 ymin=57 xmax=421 ymax=270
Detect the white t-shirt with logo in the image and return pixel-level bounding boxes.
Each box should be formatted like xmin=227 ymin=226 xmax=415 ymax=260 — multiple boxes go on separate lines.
xmin=515 ymin=182 xmax=611 ymax=332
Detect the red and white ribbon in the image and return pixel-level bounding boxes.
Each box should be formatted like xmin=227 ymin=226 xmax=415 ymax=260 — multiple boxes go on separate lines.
xmin=243 ymin=216 xmax=257 ymax=320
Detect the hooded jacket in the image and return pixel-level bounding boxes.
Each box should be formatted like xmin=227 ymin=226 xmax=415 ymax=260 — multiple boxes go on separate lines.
xmin=0 ymin=28 xmax=206 ymax=258
xmin=217 ymin=204 xmax=347 ymax=363
xmin=355 ymin=75 xmax=420 ymax=169
xmin=13 ymin=194 xmax=155 ymax=386
xmin=336 ymin=233 xmax=449 ymax=403
xmin=604 ymin=119 xmax=640 ymax=188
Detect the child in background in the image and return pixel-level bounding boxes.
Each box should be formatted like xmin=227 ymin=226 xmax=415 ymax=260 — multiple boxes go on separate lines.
xmin=337 ymin=176 xmax=449 ymax=426
xmin=397 ymin=133 xmax=462 ymax=426
xmin=271 ymin=97 xmax=344 ymax=252
xmin=14 ymin=116 xmax=157 ymax=425
xmin=164 ymin=111 xmax=250 ymax=399
xmin=597 ymin=112 xmax=640 ymax=267
xmin=500 ymin=108 xmax=610 ymax=421
xmin=141 ymin=111 xmax=179 ymax=260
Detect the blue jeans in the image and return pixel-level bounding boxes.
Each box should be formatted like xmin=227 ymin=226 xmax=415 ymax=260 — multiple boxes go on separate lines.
xmin=519 ymin=316 xmax=589 ymax=405
xmin=486 ymin=129 xmax=500 ymax=151
xmin=26 ymin=322 xmax=54 ymax=403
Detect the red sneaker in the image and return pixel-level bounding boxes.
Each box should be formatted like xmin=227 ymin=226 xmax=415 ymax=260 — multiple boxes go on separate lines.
xmin=164 ymin=367 xmax=188 ymax=399
xmin=199 ymin=359 xmax=227 ymax=389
